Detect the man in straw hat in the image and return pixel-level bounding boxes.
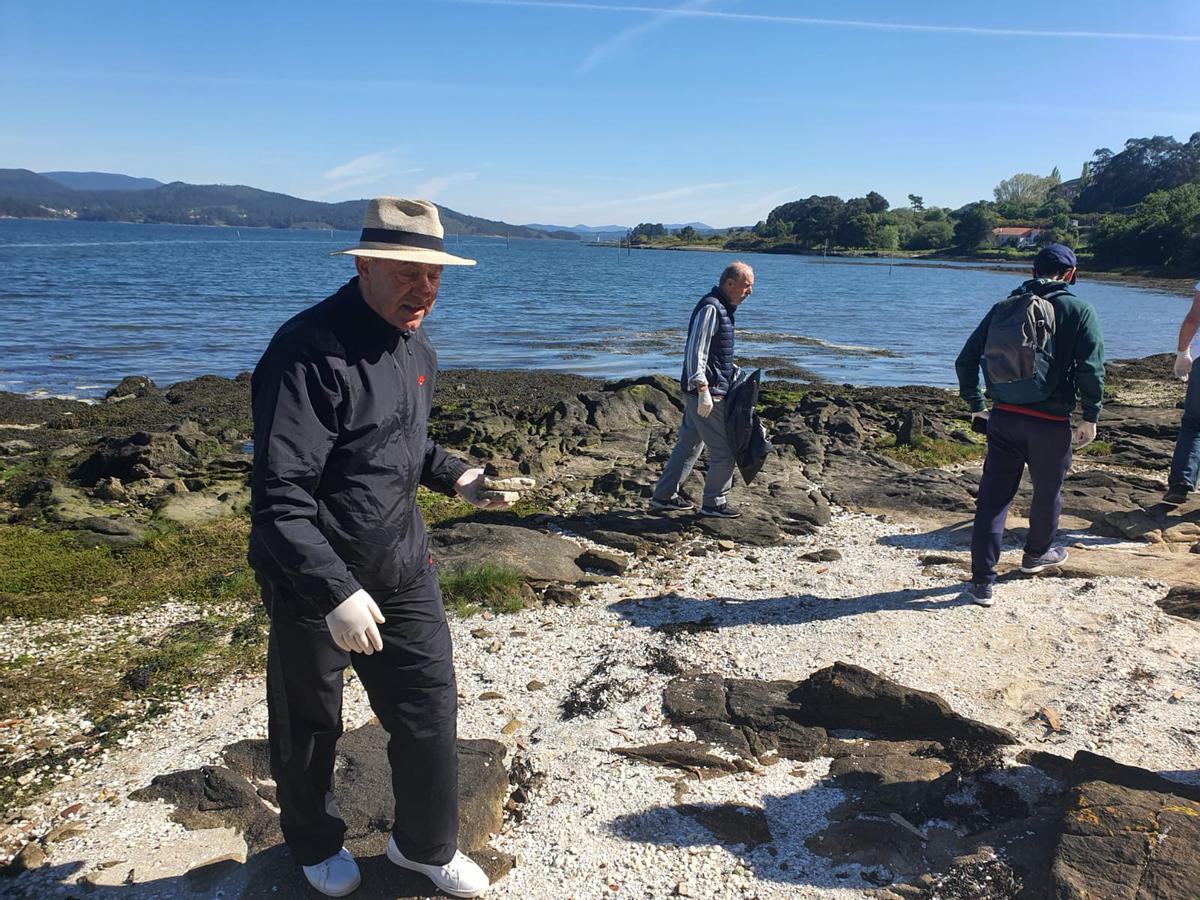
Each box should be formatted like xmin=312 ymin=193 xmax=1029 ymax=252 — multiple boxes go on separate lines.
xmin=249 ymin=198 xmax=531 ymax=897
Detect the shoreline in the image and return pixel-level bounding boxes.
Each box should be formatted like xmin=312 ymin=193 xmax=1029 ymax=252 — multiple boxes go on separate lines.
xmin=2 ymin=356 xmax=1198 ymax=896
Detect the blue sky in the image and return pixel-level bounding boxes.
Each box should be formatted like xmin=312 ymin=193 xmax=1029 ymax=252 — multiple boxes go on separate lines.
xmin=3 ymin=1 xmax=1199 ymax=226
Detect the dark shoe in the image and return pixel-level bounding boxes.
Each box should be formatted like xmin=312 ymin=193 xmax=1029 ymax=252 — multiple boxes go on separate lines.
xmin=1163 ymin=486 xmax=1190 ymax=505
xmin=961 ymin=582 xmax=993 ymax=607
xmin=699 ymin=502 xmax=741 ymax=519
xmin=649 ymin=493 xmax=694 ymax=513
xmin=1020 ymin=546 xmax=1069 ymax=573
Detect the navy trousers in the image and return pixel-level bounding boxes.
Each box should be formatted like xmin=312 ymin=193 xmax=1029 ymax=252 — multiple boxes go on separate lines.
xmin=1168 ymin=371 xmax=1200 ymax=492
xmin=970 ymin=408 xmax=1073 ymax=585
xmin=262 ymin=567 xmax=459 ymax=867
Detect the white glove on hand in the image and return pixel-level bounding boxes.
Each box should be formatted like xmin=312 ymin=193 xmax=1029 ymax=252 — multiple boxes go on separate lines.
xmin=325 ymin=589 xmax=384 ymax=655
xmin=1072 ymin=421 xmax=1097 ymax=448
xmin=696 ymin=389 xmax=715 ymax=418
xmin=1175 ymin=349 xmax=1193 ymax=381
xmin=455 ymin=469 xmax=537 ymax=509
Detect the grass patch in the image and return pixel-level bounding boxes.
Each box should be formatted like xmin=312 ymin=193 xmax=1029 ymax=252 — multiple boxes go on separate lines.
xmin=440 ymin=564 xmax=527 ymax=617
xmin=0 ymin=518 xmax=259 ymax=620
xmin=416 ymin=487 xmax=476 ymax=526
xmin=877 ymin=434 xmax=987 ymax=468
xmin=1077 ymin=440 xmax=1113 ymax=457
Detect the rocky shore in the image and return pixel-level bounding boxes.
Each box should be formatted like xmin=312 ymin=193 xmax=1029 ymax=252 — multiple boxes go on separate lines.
xmin=1 ymin=357 xmax=1198 ymax=898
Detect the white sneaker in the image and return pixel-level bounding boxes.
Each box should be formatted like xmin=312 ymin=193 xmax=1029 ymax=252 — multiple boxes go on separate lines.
xmin=302 ymin=847 xmax=361 ymax=897
xmin=386 ymin=836 xmax=490 ymax=897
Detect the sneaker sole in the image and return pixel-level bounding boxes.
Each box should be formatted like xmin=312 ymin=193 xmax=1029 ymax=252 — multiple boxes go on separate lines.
xmin=960 ymin=589 xmax=993 ymax=607
xmin=386 ymin=844 xmax=487 ymax=898
xmin=649 ymin=503 xmax=693 ymax=513
xmin=303 ymin=872 xmax=361 ymax=898
xmin=1019 ymin=551 xmax=1069 ymax=574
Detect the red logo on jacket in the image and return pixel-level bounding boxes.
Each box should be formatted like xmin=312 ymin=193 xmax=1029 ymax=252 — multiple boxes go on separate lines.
xmin=417 ymin=374 xmax=427 ymax=386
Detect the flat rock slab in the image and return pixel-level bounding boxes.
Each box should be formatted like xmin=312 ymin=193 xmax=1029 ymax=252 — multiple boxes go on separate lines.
xmin=128 ymin=725 xmax=510 ymax=897
xmin=791 ymin=661 xmax=1017 ymax=747
xmin=1052 ymin=779 xmax=1200 ymax=900
xmin=431 ymin=520 xmax=586 ymax=583
xmin=611 ymin=741 xmax=744 ymax=779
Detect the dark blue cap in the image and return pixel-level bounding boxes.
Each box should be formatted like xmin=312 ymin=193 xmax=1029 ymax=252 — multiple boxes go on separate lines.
xmin=1034 ymin=243 xmax=1077 ymax=274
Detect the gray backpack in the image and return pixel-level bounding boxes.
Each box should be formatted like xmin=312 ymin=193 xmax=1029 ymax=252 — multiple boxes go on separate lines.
xmin=982 ymin=290 xmax=1063 ymax=404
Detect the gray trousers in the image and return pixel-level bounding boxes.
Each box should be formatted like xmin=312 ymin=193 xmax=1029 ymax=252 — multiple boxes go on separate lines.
xmin=653 ymin=392 xmax=735 ymax=507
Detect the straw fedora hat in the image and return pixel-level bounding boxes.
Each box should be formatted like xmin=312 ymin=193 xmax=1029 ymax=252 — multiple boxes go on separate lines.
xmin=332 ymin=197 xmax=476 ymax=266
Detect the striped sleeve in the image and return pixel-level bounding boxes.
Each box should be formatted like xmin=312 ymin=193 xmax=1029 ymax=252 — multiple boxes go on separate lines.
xmin=682 ymin=304 xmax=718 ymax=389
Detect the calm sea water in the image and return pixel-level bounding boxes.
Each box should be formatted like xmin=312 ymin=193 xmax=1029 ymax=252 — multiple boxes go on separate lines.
xmin=0 ymin=218 xmax=1189 ymax=399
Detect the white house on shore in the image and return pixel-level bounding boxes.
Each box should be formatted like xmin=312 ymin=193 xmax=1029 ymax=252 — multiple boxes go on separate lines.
xmin=991 ymin=226 xmax=1045 ymax=248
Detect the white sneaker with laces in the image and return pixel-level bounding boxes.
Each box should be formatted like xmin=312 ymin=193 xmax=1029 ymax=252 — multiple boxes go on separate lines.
xmin=386 ymin=836 xmax=490 ymax=897
xmin=302 ymin=847 xmax=361 ymax=897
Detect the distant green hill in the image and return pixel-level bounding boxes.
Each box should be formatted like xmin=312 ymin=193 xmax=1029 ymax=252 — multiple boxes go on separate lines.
xmin=42 ymin=171 xmax=163 ymax=191
xmin=0 ymin=169 xmax=567 ymax=239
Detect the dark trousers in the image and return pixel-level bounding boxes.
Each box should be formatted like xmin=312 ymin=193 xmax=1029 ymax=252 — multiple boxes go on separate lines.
xmin=1168 ymin=371 xmax=1200 ymax=491
xmin=262 ymin=569 xmax=459 ymax=867
xmin=970 ymin=408 xmax=1072 ymax=585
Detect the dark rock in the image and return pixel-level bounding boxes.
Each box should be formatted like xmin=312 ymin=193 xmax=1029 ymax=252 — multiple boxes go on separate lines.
xmin=677 ymin=803 xmax=772 ymax=848
xmin=0 ymin=439 xmax=34 ymax=456
xmin=896 ymin=409 xmax=924 ymax=446
xmin=105 ymin=376 xmax=159 ymax=401
xmin=130 ymin=725 xmax=509 ymax=861
xmin=805 ymin=817 xmax=926 ymax=876
xmin=1051 ymin=778 xmax=1200 ymax=900
xmin=2 ymin=842 xmax=46 ymax=877
xmin=1158 ymin=585 xmax=1200 ymax=621
xmin=799 ymin=548 xmax=842 ymax=562
xmin=663 ymin=673 xmax=728 ymax=725
xmin=611 ymin=742 xmax=742 ymax=779
xmin=791 ymin=662 xmax=1017 ymax=747
xmin=577 ymin=547 xmax=629 ymax=575
xmin=1069 ymin=749 xmax=1200 ymax=803
xmin=539 ymin=584 xmax=581 ymax=607
xmin=73 ymin=516 xmax=151 ymax=549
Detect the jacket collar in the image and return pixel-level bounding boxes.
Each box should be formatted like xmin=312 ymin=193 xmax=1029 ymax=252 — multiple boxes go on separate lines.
xmin=1016 ymin=277 xmax=1073 ymax=298
xmin=709 ymin=285 xmax=738 ymax=321
xmin=339 ymin=276 xmax=411 ymax=339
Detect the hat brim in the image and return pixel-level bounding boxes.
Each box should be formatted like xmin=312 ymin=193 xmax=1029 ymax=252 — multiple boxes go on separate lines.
xmin=331 ymin=243 xmax=476 ymax=266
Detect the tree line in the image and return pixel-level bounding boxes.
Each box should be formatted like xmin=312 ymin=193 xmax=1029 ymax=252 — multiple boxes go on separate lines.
xmin=635 ymin=131 xmax=1200 ymax=272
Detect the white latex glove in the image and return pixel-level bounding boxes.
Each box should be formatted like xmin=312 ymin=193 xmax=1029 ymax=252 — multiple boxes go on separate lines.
xmin=455 ymin=468 xmax=537 ymax=509
xmin=696 ymin=389 xmax=715 ymax=418
xmin=1175 ymin=348 xmax=1193 ymax=381
xmin=1072 ymin=421 xmax=1097 ymax=448
xmin=325 ymin=589 xmax=384 ymax=655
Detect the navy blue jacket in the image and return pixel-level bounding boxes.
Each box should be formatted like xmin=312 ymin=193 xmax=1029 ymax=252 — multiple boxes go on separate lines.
xmin=248 ymin=278 xmax=469 ymax=614
xmin=680 ymin=286 xmax=737 ymax=398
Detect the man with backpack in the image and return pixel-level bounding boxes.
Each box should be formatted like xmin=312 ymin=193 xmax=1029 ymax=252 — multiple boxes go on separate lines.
xmin=955 ymin=244 xmax=1105 ymax=607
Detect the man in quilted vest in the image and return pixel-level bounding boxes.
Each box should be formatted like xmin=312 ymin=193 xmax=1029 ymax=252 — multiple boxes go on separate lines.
xmin=650 ymin=261 xmax=755 ymax=518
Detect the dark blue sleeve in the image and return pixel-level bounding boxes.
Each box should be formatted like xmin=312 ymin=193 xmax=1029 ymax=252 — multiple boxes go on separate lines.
xmin=955 ymin=309 xmax=993 ymax=413
xmin=250 ymin=347 xmax=363 ymax=613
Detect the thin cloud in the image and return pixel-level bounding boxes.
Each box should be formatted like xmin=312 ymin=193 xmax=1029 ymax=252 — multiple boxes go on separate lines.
xmin=453 ymin=0 xmax=1200 ymax=43
xmin=541 ymin=180 xmax=734 ymax=214
xmin=578 ymin=0 xmax=717 ymax=74
xmin=322 ymin=148 xmax=408 ymax=182
xmin=416 ymin=171 xmax=481 ymax=200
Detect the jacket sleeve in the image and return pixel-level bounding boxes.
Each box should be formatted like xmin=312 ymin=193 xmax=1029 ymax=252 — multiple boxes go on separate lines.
xmin=421 ymin=438 xmax=471 ymax=496
xmin=682 ymin=305 xmax=718 ymax=389
xmin=250 ymin=348 xmax=363 ymax=614
xmin=1073 ymin=305 xmax=1106 ymax=423
xmin=955 ymin=310 xmax=993 ymax=413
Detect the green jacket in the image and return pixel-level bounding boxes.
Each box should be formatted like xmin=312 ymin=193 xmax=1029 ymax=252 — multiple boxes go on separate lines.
xmin=955 ymin=278 xmax=1105 ymax=423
